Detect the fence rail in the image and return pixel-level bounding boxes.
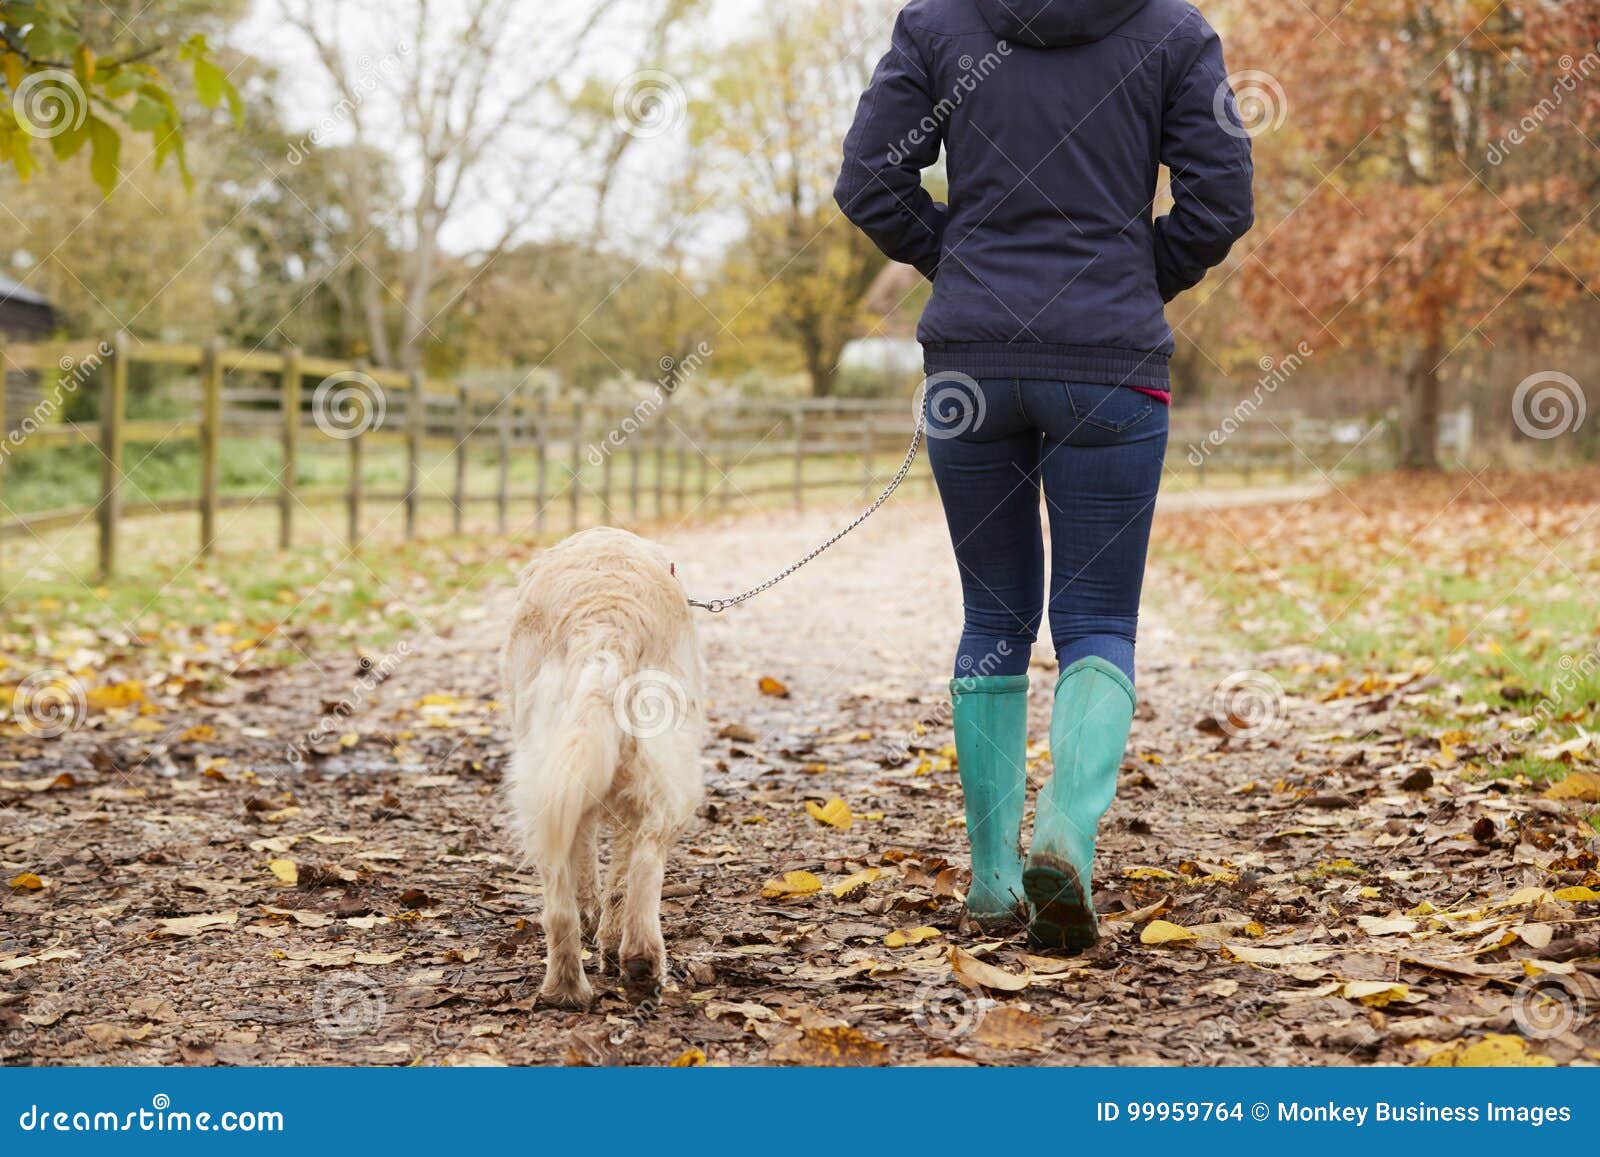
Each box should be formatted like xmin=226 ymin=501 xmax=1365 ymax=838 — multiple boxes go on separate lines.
xmin=0 ymin=334 xmax=1399 ymax=583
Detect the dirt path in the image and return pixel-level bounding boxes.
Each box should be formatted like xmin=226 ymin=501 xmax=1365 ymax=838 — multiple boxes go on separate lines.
xmin=4 ymin=489 xmax=1597 ymax=1067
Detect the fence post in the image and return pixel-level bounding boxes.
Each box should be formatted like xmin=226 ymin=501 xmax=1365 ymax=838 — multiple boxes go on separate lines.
xmin=570 ymin=399 xmax=584 ymax=533
xmin=497 ymin=387 xmax=513 ymax=536
xmin=601 ymin=399 xmax=616 ymax=520
xmin=535 ymin=391 xmax=549 ymax=538
xmin=675 ymin=425 xmax=688 ymax=515
xmin=199 ymin=338 xmax=223 ymax=558
xmin=453 ymin=385 xmax=469 ymax=536
xmin=861 ymin=408 xmax=874 ymax=499
xmin=279 ymin=347 xmax=300 ymax=550
xmin=0 ymin=334 xmax=7 ymax=580
xmin=404 ymin=370 xmax=425 ymax=541
xmin=651 ymin=400 xmax=665 ymax=520
xmin=792 ymin=405 xmax=805 ymax=511
xmin=97 ymin=332 xmax=129 ymax=579
xmin=346 ymin=364 xmax=367 ymax=549
xmin=628 ymin=404 xmax=641 ymax=524
xmin=717 ymin=412 xmax=731 ymax=512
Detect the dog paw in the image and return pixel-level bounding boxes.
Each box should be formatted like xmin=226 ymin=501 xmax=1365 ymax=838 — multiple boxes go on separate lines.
xmin=539 ymin=975 xmax=595 ymax=1011
xmin=621 ymin=956 xmax=662 ymax=1004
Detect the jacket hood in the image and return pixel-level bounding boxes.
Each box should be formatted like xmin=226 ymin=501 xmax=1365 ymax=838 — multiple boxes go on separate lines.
xmin=974 ymin=0 xmax=1151 ymax=47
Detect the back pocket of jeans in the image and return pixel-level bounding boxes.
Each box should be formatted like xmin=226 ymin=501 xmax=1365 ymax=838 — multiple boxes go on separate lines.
xmin=1064 ymin=382 xmax=1155 ymax=434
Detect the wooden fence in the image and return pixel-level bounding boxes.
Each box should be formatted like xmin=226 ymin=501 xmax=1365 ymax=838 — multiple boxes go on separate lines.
xmin=0 ymin=334 xmax=1395 ymax=582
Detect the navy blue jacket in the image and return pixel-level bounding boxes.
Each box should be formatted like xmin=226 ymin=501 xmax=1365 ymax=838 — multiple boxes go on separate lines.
xmin=835 ymin=0 xmax=1255 ymax=392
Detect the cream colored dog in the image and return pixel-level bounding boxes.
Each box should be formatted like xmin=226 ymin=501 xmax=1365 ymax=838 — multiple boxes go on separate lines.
xmin=501 ymin=527 xmax=705 ymax=1008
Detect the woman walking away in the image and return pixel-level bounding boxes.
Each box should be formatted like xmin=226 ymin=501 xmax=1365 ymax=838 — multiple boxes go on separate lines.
xmin=836 ymin=0 xmax=1254 ymax=951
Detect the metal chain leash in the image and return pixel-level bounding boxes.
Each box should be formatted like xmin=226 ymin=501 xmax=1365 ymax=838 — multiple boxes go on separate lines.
xmin=688 ymin=394 xmax=926 ymax=614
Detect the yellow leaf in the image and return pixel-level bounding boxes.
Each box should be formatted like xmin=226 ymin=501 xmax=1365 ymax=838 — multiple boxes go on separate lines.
xmin=1544 ymin=771 xmax=1600 ymax=803
xmin=757 ymin=676 xmax=790 ymax=699
xmin=949 ymin=945 xmax=1033 ymax=992
xmin=1341 ymin=980 xmax=1410 ymax=1007
xmin=669 ymin=1047 xmax=706 ymax=1067
xmin=1357 ymin=886 xmax=1382 ymax=900
xmin=805 ymin=798 xmax=853 ymax=830
xmin=86 ymin=681 xmax=145 ymax=711
xmin=829 ymin=868 xmax=880 ymax=900
xmin=179 ymin=724 xmax=218 ymax=743
xmin=885 ymin=926 xmax=941 ymax=948
xmin=267 ymin=859 xmax=298 ymax=885
xmin=1552 ymin=886 xmax=1598 ymax=903
xmin=9 ymin=872 xmax=44 ymax=891
xmin=761 ymin=870 xmax=821 ymax=900
xmin=1419 ymin=1033 xmax=1555 ymax=1068
xmin=1124 ymin=866 xmax=1178 ymax=880
xmin=1140 ymin=919 xmax=1198 ymax=946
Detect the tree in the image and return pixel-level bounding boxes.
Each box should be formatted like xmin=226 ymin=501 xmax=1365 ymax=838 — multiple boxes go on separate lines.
xmin=1230 ymin=1 xmax=1600 ymax=467
xmin=0 ymin=0 xmax=240 ymax=192
xmin=280 ymin=0 xmax=699 ymax=375
xmin=694 ymin=0 xmax=896 ymax=396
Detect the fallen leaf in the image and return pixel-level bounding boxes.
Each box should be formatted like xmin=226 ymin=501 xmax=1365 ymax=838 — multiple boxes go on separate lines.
xmin=153 ymin=911 xmax=239 ymax=938
xmin=1552 ymin=886 xmax=1598 ymax=903
xmin=884 ymin=926 xmax=941 ymax=948
xmin=1223 ymin=943 xmax=1339 ymax=966
xmin=1341 ymin=980 xmax=1411 ymax=1007
xmin=1418 ymin=1033 xmax=1555 ymax=1067
xmin=805 ymin=798 xmax=853 ymax=830
xmin=761 ymin=871 xmax=821 ymax=900
xmin=758 ymin=677 xmax=790 ymax=699
xmin=770 ymin=1025 xmax=887 ymax=1066
xmin=86 ymin=681 xmax=146 ymax=711
xmin=267 ymin=859 xmax=299 ymax=885
xmin=1544 ymin=771 xmax=1600 ymax=803
xmin=950 ymin=946 xmax=1032 ymax=992
xmin=829 ymin=868 xmax=881 ymax=900
xmin=670 ymin=1047 xmax=707 ymax=1067
xmin=1140 ymin=919 xmax=1199 ymax=946
xmin=9 ymin=872 xmax=44 ymax=891
xmin=1357 ymin=914 xmax=1418 ymax=937
xmin=973 ymin=1006 xmax=1049 ymax=1050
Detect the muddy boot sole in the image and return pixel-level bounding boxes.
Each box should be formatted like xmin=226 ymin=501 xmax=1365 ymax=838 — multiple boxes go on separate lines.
xmin=1023 ymin=861 xmax=1098 ymax=954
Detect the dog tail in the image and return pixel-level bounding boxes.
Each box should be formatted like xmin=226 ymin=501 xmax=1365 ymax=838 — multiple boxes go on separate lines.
xmin=522 ymin=650 xmax=624 ymax=866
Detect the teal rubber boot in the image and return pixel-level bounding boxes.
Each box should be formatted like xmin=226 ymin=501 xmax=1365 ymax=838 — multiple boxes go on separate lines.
xmin=1024 ymin=657 xmax=1136 ymax=952
xmin=950 ymin=675 xmax=1029 ymax=930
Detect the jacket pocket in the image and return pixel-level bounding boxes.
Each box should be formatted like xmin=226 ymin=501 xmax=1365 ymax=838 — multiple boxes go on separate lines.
xmin=1063 ymin=382 xmax=1155 ymax=434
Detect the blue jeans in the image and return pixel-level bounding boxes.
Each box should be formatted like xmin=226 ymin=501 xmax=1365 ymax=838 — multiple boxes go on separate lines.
xmin=925 ymin=378 xmax=1169 ymax=684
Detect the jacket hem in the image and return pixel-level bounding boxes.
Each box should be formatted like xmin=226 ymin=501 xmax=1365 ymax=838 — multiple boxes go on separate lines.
xmin=922 ymin=342 xmax=1172 ymax=392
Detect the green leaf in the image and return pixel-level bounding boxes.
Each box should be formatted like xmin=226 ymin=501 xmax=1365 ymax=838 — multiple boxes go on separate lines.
xmin=192 ymin=56 xmax=225 ymax=110
xmin=48 ymin=119 xmax=88 ymax=161
xmin=127 ymin=95 xmax=169 ymax=132
xmin=88 ymin=115 xmax=120 ymax=192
